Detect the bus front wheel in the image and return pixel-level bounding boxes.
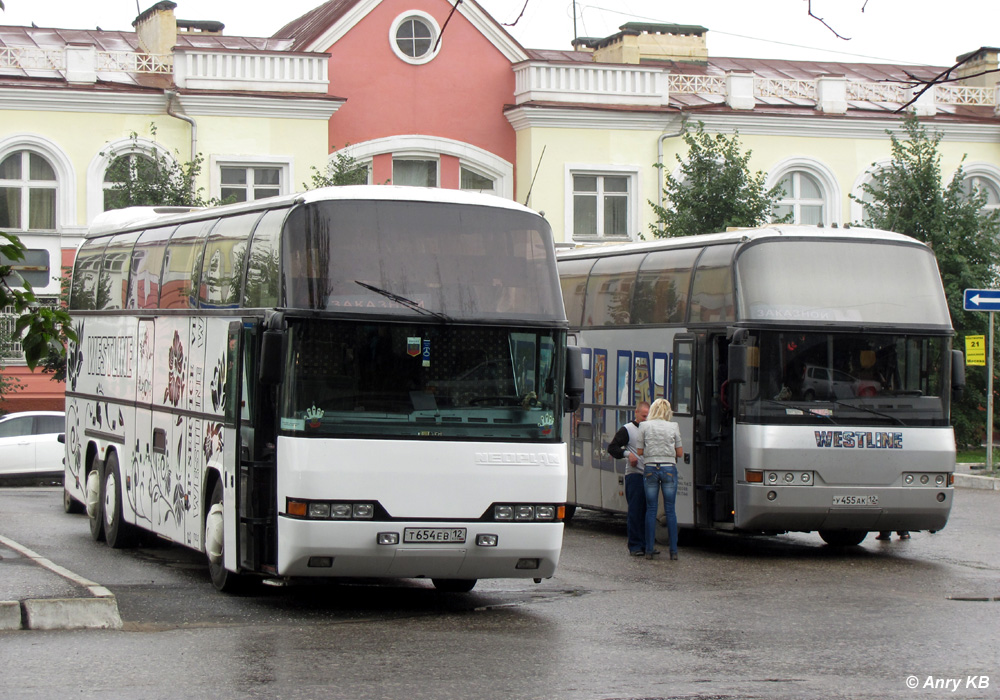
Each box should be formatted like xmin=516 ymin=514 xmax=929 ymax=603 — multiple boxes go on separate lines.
xmin=205 ymin=479 xmax=246 ymax=593
xmin=432 ymin=578 xmax=477 ymax=593
xmin=819 ymin=530 xmax=868 ymax=547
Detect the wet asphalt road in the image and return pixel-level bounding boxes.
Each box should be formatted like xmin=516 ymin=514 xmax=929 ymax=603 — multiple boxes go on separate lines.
xmin=1 ymin=485 xmax=998 ymax=700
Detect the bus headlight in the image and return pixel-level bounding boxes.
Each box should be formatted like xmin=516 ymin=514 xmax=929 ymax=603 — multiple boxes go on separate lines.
xmin=287 ymin=499 xmax=377 ymax=520
xmin=491 ymin=504 xmax=563 ymax=521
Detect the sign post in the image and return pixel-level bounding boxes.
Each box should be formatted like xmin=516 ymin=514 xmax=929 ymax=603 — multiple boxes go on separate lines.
xmin=964 ymin=289 xmax=999 ymax=471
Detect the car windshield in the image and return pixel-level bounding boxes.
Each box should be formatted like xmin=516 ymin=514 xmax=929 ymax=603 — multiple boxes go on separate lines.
xmin=736 ymin=330 xmax=950 ymax=427
xmin=279 ymin=319 xmax=562 ymax=441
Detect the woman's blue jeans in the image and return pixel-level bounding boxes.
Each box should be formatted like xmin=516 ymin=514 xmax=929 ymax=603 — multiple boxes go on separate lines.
xmin=643 ymin=463 xmax=678 ymax=555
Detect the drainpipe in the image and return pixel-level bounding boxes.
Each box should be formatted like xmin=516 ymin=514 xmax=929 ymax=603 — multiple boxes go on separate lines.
xmin=164 ymin=89 xmax=198 ymax=201
xmin=655 ymin=114 xmax=688 ymax=236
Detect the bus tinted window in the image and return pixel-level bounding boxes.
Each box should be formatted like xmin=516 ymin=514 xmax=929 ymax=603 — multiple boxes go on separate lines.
xmin=558 ymin=258 xmax=593 ymax=327
xmin=281 ymin=201 xmax=563 ymax=321
xmin=690 ymin=244 xmax=736 ymax=323
xmin=127 ymin=226 xmax=175 ymax=309
xmin=583 ymin=254 xmax=643 ymax=326
xmin=633 ymin=247 xmax=699 ymax=324
xmin=97 ymin=231 xmax=141 ymax=310
xmin=70 ymin=237 xmax=108 ymax=310
xmin=244 ymin=208 xmax=285 ymax=308
xmin=161 ymin=220 xmax=214 ymax=309
xmin=736 ymin=239 xmax=951 ymax=326
xmin=199 ymin=213 xmax=259 ymax=309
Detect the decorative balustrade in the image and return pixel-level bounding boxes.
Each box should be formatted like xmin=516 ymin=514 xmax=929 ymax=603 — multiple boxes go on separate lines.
xmin=514 ymin=61 xmax=999 ymax=112
xmin=0 ymin=44 xmax=327 ymax=93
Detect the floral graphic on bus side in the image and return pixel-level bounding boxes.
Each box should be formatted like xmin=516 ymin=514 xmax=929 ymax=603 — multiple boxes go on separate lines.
xmin=164 ymin=330 xmax=186 ymax=406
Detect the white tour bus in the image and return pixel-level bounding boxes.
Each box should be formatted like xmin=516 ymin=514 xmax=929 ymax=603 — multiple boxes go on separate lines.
xmin=557 ymin=226 xmax=964 ymax=546
xmin=65 ymin=186 xmax=584 ymax=592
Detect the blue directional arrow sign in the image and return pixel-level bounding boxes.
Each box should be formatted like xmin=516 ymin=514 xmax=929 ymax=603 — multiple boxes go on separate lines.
xmin=964 ymin=289 xmax=1000 ymax=311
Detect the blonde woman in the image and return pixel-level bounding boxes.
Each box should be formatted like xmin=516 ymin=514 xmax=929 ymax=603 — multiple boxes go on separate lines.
xmin=635 ymin=398 xmax=683 ymax=560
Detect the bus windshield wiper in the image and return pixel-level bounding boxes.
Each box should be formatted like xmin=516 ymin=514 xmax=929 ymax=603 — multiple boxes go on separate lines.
xmin=762 ymin=398 xmax=839 ymax=424
xmin=354 ymin=281 xmax=449 ymax=322
xmin=831 ymin=400 xmax=905 ymax=425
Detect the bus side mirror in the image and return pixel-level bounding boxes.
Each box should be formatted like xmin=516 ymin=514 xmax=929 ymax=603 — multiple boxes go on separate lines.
xmin=564 ymin=346 xmax=584 ymax=413
xmin=728 ymin=344 xmax=748 ymax=384
xmin=259 ymin=330 xmax=285 ymax=386
xmin=951 ymin=349 xmax=966 ymax=402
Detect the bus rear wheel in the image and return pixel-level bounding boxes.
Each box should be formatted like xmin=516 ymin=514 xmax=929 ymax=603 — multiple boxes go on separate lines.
xmin=819 ymin=529 xmax=868 ymax=547
xmin=86 ymin=464 xmax=104 ymax=542
xmin=103 ymin=452 xmax=139 ymax=549
xmin=432 ymin=578 xmax=477 ymax=593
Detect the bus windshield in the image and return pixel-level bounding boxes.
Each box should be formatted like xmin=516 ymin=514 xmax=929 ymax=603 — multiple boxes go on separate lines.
xmin=279 ymin=319 xmax=561 ymax=441
xmin=737 ymin=330 xmax=950 ymax=427
xmin=736 ymin=238 xmax=951 ymax=327
xmin=281 ymin=200 xmax=563 ymax=323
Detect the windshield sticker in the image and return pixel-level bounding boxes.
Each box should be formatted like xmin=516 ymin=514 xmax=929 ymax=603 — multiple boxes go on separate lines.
xmin=281 ymin=417 xmax=305 ymax=432
xmin=815 ymin=431 xmax=903 ymax=449
xmin=407 ymin=337 xmax=421 ymax=357
xmin=538 ymin=412 xmax=554 ymax=436
xmin=422 ymin=339 xmax=431 ymax=367
xmin=304 ymin=405 xmax=324 ymax=429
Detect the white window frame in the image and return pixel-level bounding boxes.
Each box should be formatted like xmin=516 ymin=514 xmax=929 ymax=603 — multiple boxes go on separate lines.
xmin=209 ymin=155 xmax=292 ymax=203
xmin=388 ymin=10 xmax=441 ymax=66
xmin=0 ymin=135 xmax=75 ymax=232
xmin=767 ymin=158 xmax=840 ymax=227
xmin=340 ymin=136 xmax=513 ymax=199
xmin=849 ymin=159 xmax=892 ymax=225
xmin=564 ymin=164 xmax=640 ymax=243
xmin=391 ymin=156 xmax=440 ymax=188
xmin=958 ymin=163 xmax=1000 ymax=215
xmin=87 ymin=136 xmax=176 ymax=225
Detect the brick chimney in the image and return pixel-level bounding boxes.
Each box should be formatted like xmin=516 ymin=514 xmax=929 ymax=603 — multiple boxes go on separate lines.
xmin=955 ymin=47 xmax=1000 ymax=88
xmin=588 ymin=23 xmax=709 ymax=65
xmin=133 ymin=1 xmax=178 ymax=56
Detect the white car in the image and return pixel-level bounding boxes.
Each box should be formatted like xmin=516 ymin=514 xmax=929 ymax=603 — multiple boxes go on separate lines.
xmin=0 ymin=411 xmax=65 ymax=478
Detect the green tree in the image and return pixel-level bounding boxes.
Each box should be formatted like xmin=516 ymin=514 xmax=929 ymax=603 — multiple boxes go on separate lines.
xmin=103 ymin=125 xmax=218 ymax=208
xmin=855 ymin=115 xmax=1000 ymax=447
xmin=303 ymin=145 xmax=369 ymax=189
xmin=650 ymin=122 xmax=788 ymax=237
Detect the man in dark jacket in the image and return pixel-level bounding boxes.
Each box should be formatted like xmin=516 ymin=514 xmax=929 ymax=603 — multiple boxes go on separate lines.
xmin=607 ymin=402 xmax=650 ymax=556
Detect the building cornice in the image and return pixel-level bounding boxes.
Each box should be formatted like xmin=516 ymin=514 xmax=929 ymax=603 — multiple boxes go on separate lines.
xmin=176 ymin=94 xmax=344 ymax=120
xmin=0 ymin=87 xmax=343 ymax=120
xmin=505 ymin=104 xmax=1000 ymax=142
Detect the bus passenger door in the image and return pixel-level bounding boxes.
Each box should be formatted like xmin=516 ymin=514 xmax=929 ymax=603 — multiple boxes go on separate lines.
xmin=233 ymin=320 xmax=278 ymax=575
xmin=671 ymin=335 xmax=696 ymax=528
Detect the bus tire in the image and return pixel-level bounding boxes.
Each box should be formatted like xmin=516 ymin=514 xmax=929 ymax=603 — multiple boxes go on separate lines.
xmin=819 ymin=529 xmax=867 ymax=547
xmin=103 ymin=452 xmax=139 ymax=549
xmin=206 ymin=479 xmax=245 ymax=593
xmin=63 ymin=488 xmax=85 ymax=514
xmin=86 ymin=462 xmax=104 ymax=542
xmin=432 ymin=578 xmax=477 ymax=593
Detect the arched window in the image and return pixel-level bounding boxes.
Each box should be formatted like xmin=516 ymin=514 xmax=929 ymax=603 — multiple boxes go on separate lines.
xmin=103 ymin=153 xmax=158 ymax=211
xmin=773 ymin=171 xmax=825 ymax=225
xmin=0 ymin=150 xmax=57 ymax=230
xmin=961 ymin=174 xmax=1000 ymax=214
xmin=768 ymin=159 xmax=840 ymax=227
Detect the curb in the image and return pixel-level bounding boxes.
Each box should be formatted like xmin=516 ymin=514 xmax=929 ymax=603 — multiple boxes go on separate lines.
xmin=954 ymin=472 xmax=1000 ymax=491
xmin=0 ymin=534 xmax=122 ymax=631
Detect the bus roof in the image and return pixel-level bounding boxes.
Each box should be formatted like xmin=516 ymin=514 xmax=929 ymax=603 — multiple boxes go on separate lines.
xmin=84 ymin=186 xmax=542 ymax=238
xmin=555 ymin=225 xmax=927 ymax=260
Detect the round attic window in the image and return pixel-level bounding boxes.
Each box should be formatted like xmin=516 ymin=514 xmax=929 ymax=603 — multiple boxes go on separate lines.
xmin=390 ymin=11 xmax=441 ymax=65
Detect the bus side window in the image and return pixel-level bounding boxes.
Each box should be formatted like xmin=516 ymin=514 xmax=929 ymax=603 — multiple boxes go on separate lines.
xmin=690 ymin=244 xmax=737 ymax=323
xmin=161 ymin=220 xmax=214 ymax=309
xmin=69 ymin=237 xmax=108 ymax=310
xmin=97 ymin=231 xmax=141 ymax=310
xmin=199 ymin=213 xmax=260 ymax=309
xmin=558 ymin=258 xmax=593 ymax=327
xmin=127 ymin=226 xmax=175 ymax=309
xmin=585 ymin=254 xmax=643 ymax=326
xmin=673 ymin=338 xmax=693 ymax=415
xmin=244 ymin=208 xmax=286 ymax=308
xmin=633 ymin=248 xmax=699 ymax=324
